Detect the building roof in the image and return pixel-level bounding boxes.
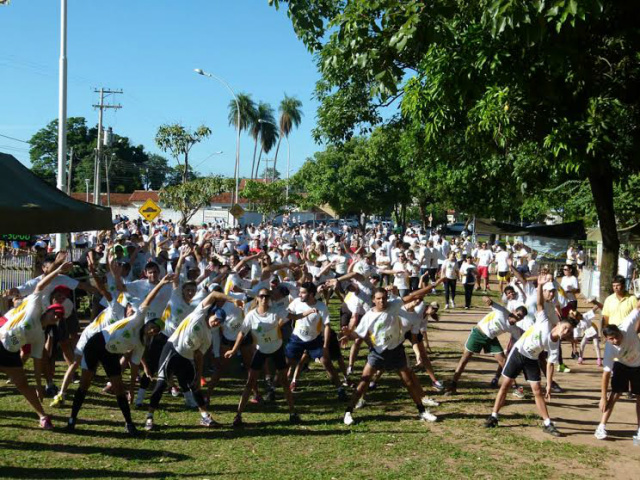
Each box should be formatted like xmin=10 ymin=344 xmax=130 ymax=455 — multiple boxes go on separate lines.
xmin=70 ymin=193 xmax=132 ymax=206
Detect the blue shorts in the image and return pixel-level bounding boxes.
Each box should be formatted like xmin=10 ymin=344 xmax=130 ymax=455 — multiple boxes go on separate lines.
xmin=285 ymin=334 xmax=324 ymax=361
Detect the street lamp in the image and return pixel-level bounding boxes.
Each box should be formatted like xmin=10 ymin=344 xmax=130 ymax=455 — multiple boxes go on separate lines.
xmin=193 ymin=150 xmax=224 ymax=169
xmin=194 ymin=69 xmax=240 ymax=208
xmin=258 ymin=119 xmax=290 ymax=202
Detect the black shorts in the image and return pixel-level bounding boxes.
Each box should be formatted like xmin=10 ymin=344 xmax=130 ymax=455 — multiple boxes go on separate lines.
xmin=157 ymin=342 xmax=197 ymax=390
xmin=285 ymin=335 xmax=324 ymax=361
xmin=502 ymin=349 xmax=541 ymax=382
xmin=0 ymin=342 xmax=22 ymax=368
xmin=220 ymin=333 xmax=253 ymax=348
xmin=611 ymin=362 xmax=640 ymax=394
xmin=250 ymin=346 xmax=286 ymax=371
xmin=82 ymin=333 xmax=122 ymax=377
xmin=367 ymin=344 xmax=407 ymax=371
xmin=328 ymin=329 xmax=342 ymax=361
xmin=404 ymin=331 xmax=423 ymax=343
xmin=340 ymin=303 xmax=352 ymax=328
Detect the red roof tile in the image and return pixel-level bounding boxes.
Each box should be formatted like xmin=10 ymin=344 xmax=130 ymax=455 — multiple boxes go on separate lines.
xmin=70 ymin=193 xmax=131 ymax=206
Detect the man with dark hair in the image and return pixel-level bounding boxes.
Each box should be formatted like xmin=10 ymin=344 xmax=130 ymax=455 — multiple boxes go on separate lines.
xmin=594 ymin=301 xmax=640 ymax=440
xmin=602 ymin=275 xmax=638 ymax=328
xmin=285 ymin=282 xmax=347 ymax=400
xmin=484 ymin=276 xmax=576 ymax=437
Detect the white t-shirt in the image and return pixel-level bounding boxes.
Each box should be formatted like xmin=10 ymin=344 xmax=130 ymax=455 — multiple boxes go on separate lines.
xmin=495 ymin=250 xmax=510 ymax=272
xmin=603 ymin=309 xmax=640 ymax=371
xmin=460 ymin=261 xmax=476 ymax=285
xmin=355 ymin=298 xmax=403 ymax=354
xmin=161 ymin=287 xmax=196 ymax=337
xmin=441 ymin=259 xmax=459 ymax=280
xmin=168 ymin=301 xmax=213 ymax=360
xmin=476 ymin=304 xmax=517 ymax=339
xmin=220 ymin=294 xmax=246 ymax=342
xmin=476 ymin=249 xmax=493 ymax=267
xmin=399 ymin=301 xmax=426 ymax=335
xmin=0 ymin=291 xmax=46 ymax=359
xmin=560 ymin=275 xmax=579 ymax=302
xmin=392 ymin=262 xmax=410 ymax=290
xmin=514 ymin=311 xmax=560 ymax=363
xmin=102 ymin=307 xmax=147 ymax=365
xmin=124 ymin=279 xmax=172 ymax=321
xmin=344 ymin=279 xmax=374 ymax=315
xmin=289 ymin=298 xmax=330 ymax=342
xmin=241 ymin=309 xmax=285 ymax=354
xmin=76 ymin=299 xmax=125 ymax=354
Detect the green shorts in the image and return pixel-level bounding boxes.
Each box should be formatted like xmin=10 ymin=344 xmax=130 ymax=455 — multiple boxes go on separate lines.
xmin=465 ymin=327 xmax=504 ymax=355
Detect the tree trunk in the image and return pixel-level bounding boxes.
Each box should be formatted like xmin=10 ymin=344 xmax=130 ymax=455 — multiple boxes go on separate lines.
xmin=588 ymin=163 xmax=619 ymax=300
xmin=272 ymin=135 xmax=283 ymax=174
xmin=255 ymin=147 xmax=264 ymax=181
xmin=183 ymin=150 xmax=189 ymax=184
xmin=250 ymin=137 xmax=259 ymax=180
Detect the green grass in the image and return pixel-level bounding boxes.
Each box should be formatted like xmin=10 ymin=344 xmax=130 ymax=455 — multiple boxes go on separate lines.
xmin=0 ymin=290 xmax=611 ymax=480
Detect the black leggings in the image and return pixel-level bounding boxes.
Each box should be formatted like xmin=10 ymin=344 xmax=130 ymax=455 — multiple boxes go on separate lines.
xmin=463 ymin=283 xmax=474 ymax=308
xmin=444 ymin=279 xmax=457 ymax=304
xmin=139 ymin=333 xmax=168 ymax=389
xmin=149 ymin=343 xmax=205 ymax=410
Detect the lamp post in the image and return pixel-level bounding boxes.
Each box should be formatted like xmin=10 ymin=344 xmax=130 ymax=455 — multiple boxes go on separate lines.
xmin=258 ymin=119 xmax=290 ymax=202
xmin=194 ymin=69 xmax=240 ymax=208
xmin=56 ymin=0 xmax=68 ymax=252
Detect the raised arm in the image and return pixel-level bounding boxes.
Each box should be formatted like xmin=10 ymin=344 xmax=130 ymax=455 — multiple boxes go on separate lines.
xmin=202 ymin=289 xmax=244 ymax=309
xmin=139 ymin=274 xmax=174 ymax=310
xmin=401 ymin=277 xmax=446 ymax=303
xmin=34 ymin=261 xmax=74 ymax=293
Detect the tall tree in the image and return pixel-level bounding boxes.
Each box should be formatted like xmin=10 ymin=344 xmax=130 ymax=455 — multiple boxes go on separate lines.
xmin=253 ymin=103 xmax=278 ymax=180
xmin=272 ymin=0 xmax=640 ymax=298
xmin=159 ymin=175 xmax=233 ymax=226
xmin=249 ymin=102 xmax=272 ymax=179
xmin=155 ymin=123 xmax=211 ymax=184
xmin=143 ymin=154 xmax=171 ymax=190
xmin=273 ymin=94 xmax=303 ymax=174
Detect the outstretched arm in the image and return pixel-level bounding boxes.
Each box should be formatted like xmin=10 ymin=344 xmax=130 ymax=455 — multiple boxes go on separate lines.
xmin=139 ymin=274 xmax=174 ymax=310
xmin=402 ymin=277 xmax=445 ymax=303
xmin=34 ymin=261 xmax=74 ymax=293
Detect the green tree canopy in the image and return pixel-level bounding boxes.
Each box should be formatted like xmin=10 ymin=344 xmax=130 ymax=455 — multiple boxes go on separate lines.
xmin=159 ymin=175 xmax=233 ymax=226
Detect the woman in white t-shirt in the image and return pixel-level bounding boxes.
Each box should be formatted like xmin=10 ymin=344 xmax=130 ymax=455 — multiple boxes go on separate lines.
xmin=559 ymin=264 xmax=580 ymax=311
xmin=441 ymin=252 xmax=460 ymax=309
xmin=390 ymin=252 xmax=411 ymax=297
xmin=459 ymin=257 xmax=477 ymax=309
xmin=405 ymin=249 xmax=421 ymax=292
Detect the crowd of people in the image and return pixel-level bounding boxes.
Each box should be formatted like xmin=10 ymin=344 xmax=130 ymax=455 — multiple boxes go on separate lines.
xmin=1 ymin=217 xmax=639 ymax=442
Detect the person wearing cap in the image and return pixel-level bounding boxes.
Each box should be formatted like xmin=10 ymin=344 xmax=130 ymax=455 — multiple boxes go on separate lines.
xmin=50 ymin=260 xmax=131 ymax=409
xmin=446 ymin=297 xmax=527 ymax=396
xmin=0 ymin=261 xmax=73 ymax=429
xmin=66 ymin=275 xmax=173 ymax=435
xmin=144 ymin=287 xmax=244 ymax=431
xmin=484 ymin=275 xmax=577 ymax=436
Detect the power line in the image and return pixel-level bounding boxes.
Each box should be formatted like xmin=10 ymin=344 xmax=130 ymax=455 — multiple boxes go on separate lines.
xmin=0 ymin=133 xmax=30 ymax=143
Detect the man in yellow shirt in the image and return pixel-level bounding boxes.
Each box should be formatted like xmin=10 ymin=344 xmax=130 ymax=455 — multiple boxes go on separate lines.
xmin=602 ymin=275 xmax=638 ymax=327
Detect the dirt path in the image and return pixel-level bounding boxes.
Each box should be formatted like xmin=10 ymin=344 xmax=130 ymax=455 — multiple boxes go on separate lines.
xmin=429 ymin=294 xmax=640 ymax=475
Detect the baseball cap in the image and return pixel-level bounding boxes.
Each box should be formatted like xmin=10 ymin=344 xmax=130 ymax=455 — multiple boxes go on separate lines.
xmin=543 ymin=282 xmax=556 ymax=291
xmin=52 ymin=285 xmax=73 ymax=296
xmin=46 ymin=303 xmax=65 ymax=317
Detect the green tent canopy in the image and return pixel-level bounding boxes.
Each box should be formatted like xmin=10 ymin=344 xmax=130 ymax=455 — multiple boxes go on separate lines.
xmin=0 ymin=153 xmax=113 ymax=234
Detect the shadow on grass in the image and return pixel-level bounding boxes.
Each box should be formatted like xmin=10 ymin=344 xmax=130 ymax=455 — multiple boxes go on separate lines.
xmin=0 ymin=439 xmax=191 ymax=462
xmin=0 ymin=467 xmax=210 ymax=479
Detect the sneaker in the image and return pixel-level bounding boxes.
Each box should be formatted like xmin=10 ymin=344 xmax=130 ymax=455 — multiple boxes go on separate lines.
xmin=450 ymin=301 xmax=456 ymax=309
xmin=422 ymin=397 xmax=440 ymax=407
xmin=444 ymin=304 xmax=449 ymax=310
xmin=419 ymin=410 xmax=437 ymax=422
xmin=338 ymin=387 xmax=349 ymax=402
xmin=125 ymin=423 xmax=139 ymax=436
xmin=550 ymin=382 xmax=563 ymax=394
xmin=65 ymin=418 xmax=76 ymax=432
xmin=45 ymin=385 xmax=58 ymax=398
xmin=39 ymin=415 xmax=54 ymax=430
xmin=355 ymin=398 xmax=366 ymax=409
xmin=594 ymin=425 xmax=607 ymax=440
xmin=484 ymin=415 xmax=499 ymax=428
xmin=596 ymin=359 xmax=602 ymax=367
xmin=542 ymin=422 xmax=561 ymax=437
xmin=343 ymin=412 xmax=354 ymax=426
xmin=490 ymin=377 xmax=499 ymax=389
xmin=200 ymin=377 xmax=207 ymax=388
xmin=200 ymin=414 xmax=220 ymax=428
xmin=170 ymin=386 xmax=180 ymax=397
xmin=102 ymin=382 xmax=114 ymax=395
xmin=144 ymin=417 xmax=154 ymax=431
xmin=289 ymin=381 xmax=297 ymax=393
xmin=512 ymin=386 xmax=525 ymax=399
xmin=232 ymin=414 xmax=243 ymax=428
xmin=368 ymin=381 xmax=377 ymax=391
xmin=557 ymin=364 xmax=571 ymax=373
xmin=433 ymin=380 xmax=445 ymax=392
xmin=341 ymin=376 xmax=352 ymax=388
xmin=249 ymin=394 xmax=263 ymax=405
xmin=72 ymin=372 xmax=80 ymax=384
xmin=577 ymin=357 xmax=584 ymax=365
xmin=50 ymin=393 xmax=65 ymax=408
xmin=265 ymin=388 xmax=276 ymax=403
xmin=464 ymin=306 xmax=469 ymax=310
xmin=444 ymin=382 xmax=457 ymax=396
xmin=289 ymin=412 xmax=302 ymax=425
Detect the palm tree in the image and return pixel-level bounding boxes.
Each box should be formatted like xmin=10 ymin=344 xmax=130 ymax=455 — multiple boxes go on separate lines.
xmin=249 ymin=102 xmax=273 ymax=179
xmin=228 ymin=93 xmax=256 ymax=183
xmin=253 ymin=103 xmax=278 ymax=180
xmin=272 ymin=94 xmax=303 ymax=174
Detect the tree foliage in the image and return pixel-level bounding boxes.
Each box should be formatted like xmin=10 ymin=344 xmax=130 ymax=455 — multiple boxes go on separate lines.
xmin=241 ymin=179 xmax=292 ymax=218
xmin=155 ymin=123 xmax=212 ymax=184
xmin=159 ymin=176 xmax=233 ymax=226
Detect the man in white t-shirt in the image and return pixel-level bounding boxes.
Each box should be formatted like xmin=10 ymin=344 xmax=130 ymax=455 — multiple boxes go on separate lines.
xmin=484 ymin=277 xmax=576 ymax=437
xmin=594 ymin=304 xmax=640 ymax=441
xmin=475 ymin=242 xmax=494 ymax=292
xmin=494 ymin=244 xmax=511 ymax=293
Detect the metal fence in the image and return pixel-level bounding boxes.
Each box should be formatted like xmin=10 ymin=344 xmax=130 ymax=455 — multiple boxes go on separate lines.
xmin=0 ymin=250 xmax=37 ymax=292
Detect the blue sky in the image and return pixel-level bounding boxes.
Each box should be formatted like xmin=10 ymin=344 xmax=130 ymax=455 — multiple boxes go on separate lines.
xmin=0 ymin=1 xmax=323 ymax=182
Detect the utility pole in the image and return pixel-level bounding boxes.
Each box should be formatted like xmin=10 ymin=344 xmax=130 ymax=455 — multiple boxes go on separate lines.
xmin=66 ymin=147 xmax=74 ymax=194
xmin=55 ymin=0 xmax=68 ymax=252
xmin=92 ymin=88 xmax=122 ymax=205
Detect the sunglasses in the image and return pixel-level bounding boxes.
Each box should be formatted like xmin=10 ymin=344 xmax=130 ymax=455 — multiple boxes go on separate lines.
xmin=258 ymin=294 xmax=271 ymax=299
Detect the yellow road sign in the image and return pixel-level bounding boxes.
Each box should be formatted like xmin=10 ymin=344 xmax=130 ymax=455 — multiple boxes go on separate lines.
xmin=229 ymin=203 xmax=245 ymax=218
xmin=139 ymin=198 xmax=162 ymax=222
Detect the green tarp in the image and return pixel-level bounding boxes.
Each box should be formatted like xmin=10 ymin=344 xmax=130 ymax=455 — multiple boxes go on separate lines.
xmin=587 ymin=224 xmax=640 ymax=244
xmin=0 ymin=153 xmax=113 ymax=234
xmin=474 ymin=218 xmax=586 ymax=240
